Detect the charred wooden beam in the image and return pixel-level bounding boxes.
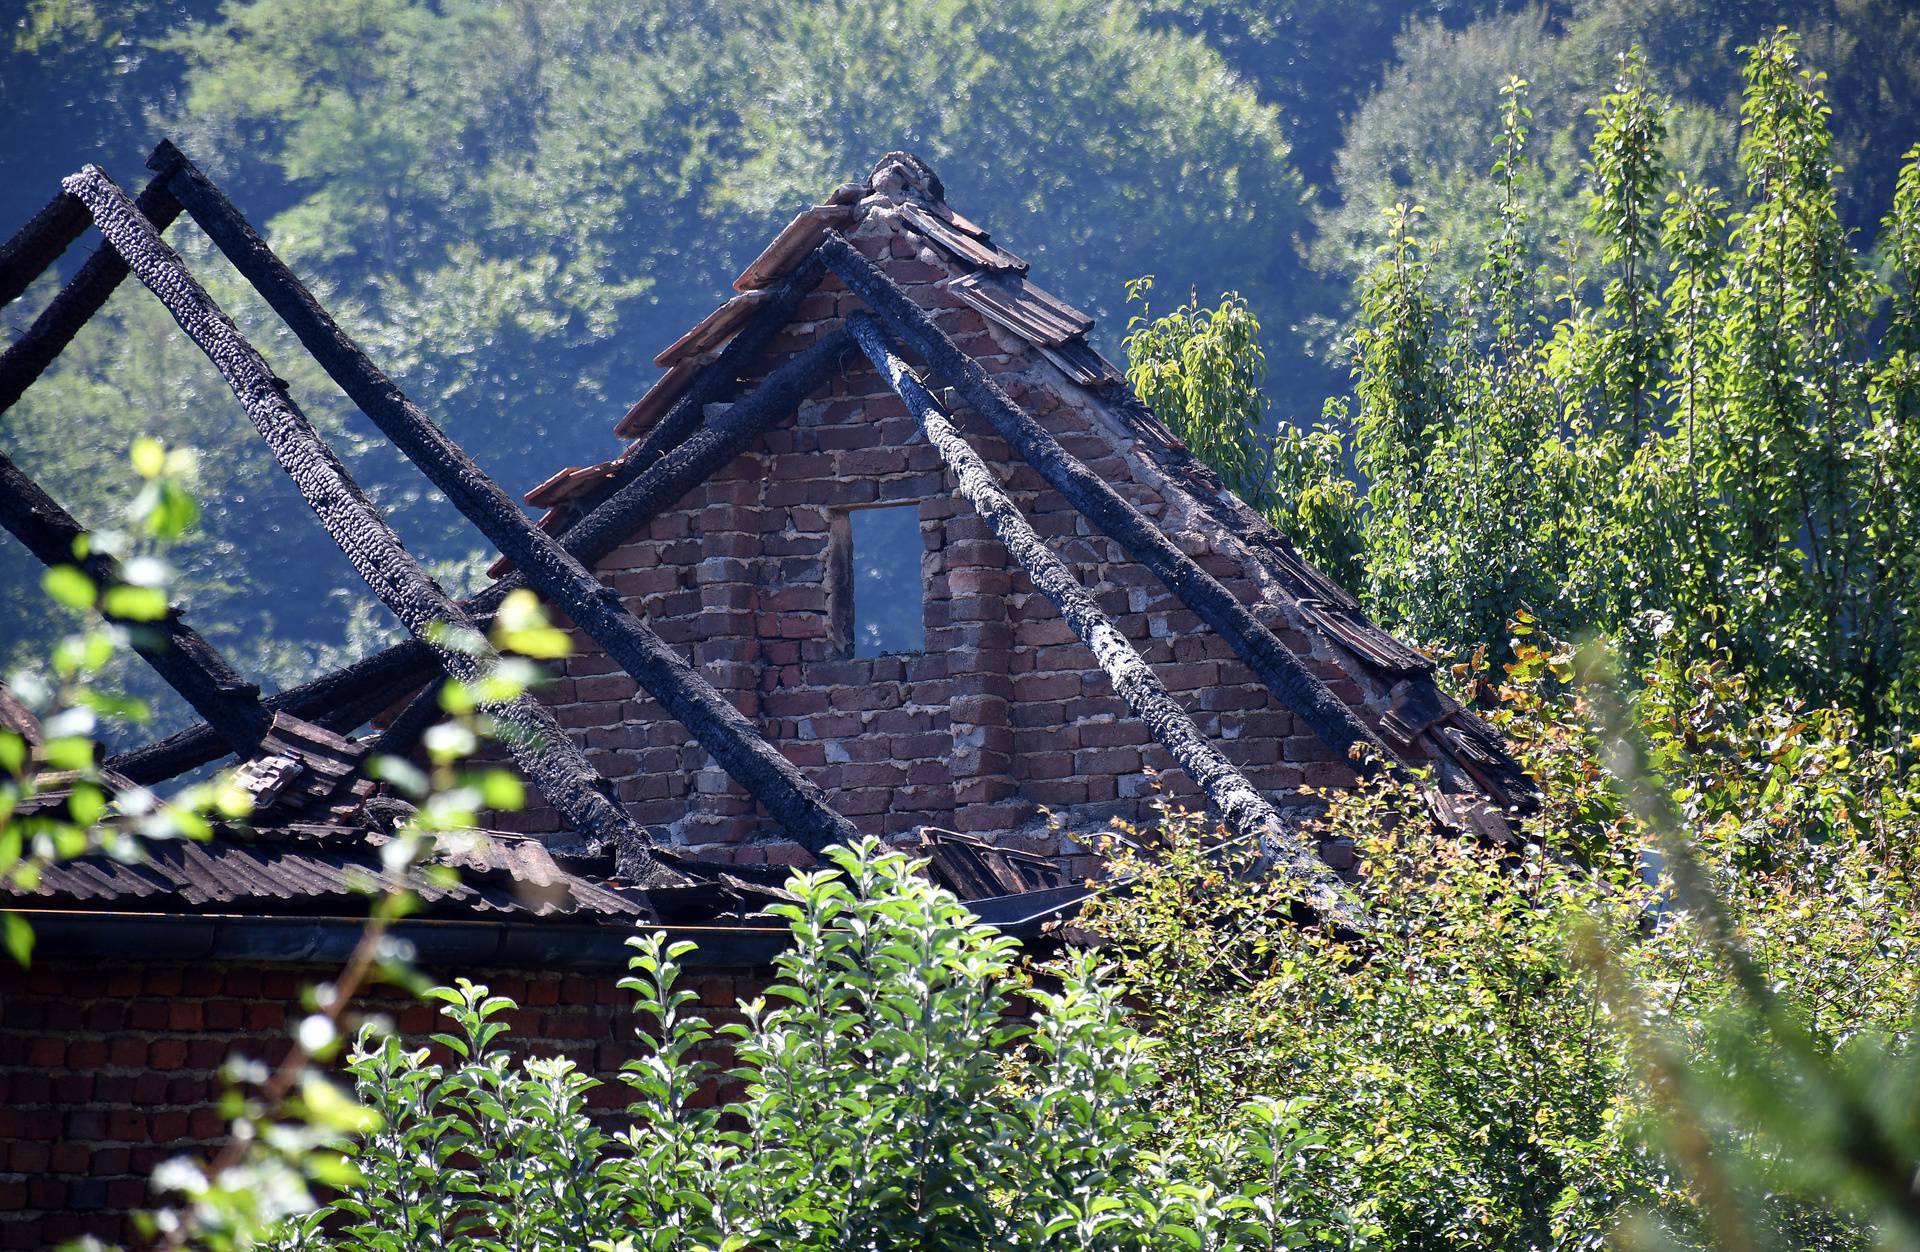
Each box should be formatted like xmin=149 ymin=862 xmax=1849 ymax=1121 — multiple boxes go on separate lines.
xmin=0 ymin=191 xmax=91 ymax=309
xmin=109 ymin=642 xmax=430 ymax=784
xmin=848 ymin=312 xmax=1349 ymax=917
xmin=0 ymin=447 xmax=270 ymax=756
xmin=368 ymin=680 xmax=444 ymax=761
xmin=108 ymin=329 xmax=852 ymax=785
xmin=153 ymin=143 xmax=859 ymax=855
xmin=542 ymin=327 xmax=854 ymax=583
xmin=822 ymin=236 xmax=1399 ymax=779
xmin=61 ymin=165 xmax=670 ymax=886
xmin=0 ymin=175 xmax=183 ymax=416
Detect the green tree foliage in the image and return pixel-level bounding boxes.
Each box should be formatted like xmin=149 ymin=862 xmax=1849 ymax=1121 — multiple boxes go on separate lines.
xmin=1086 ymin=628 xmax=1920 ymax=1247
xmin=0 ymin=0 xmax=1317 ymax=709
xmin=1140 ymin=35 xmax=1920 ymax=734
xmin=1122 ymin=277 xmax=1363 ymax=584
xmin=277 ymin=840 xmax=1336 ymax=1251
xmin=1318 ymin=0 xmax=1920 ymax=301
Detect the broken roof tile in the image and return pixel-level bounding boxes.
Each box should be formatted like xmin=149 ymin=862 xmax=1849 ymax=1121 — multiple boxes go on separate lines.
xmin=615 ymin=358 xmax=702 ymax=439
xmin=1037 ymin=338 xmax=1122 ymax=387
xmin=1295 ymin=599 xmax=1435 ymax=678
xmin=654 ymin=288 xmax=775 ymax=368
xmin=524 ymin=461 xmax=619 ymax=509
xmin=898 ymin=201 xmax=1027 ymax=273
xmin=944 ymin=270 xmax=1093 ymax=347
xmin=732 ymin=203 xmax=859 ymax=292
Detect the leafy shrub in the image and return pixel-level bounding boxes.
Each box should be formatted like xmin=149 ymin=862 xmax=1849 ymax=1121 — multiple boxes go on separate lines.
xmin=1085 ymin=629 xmax=1920 ymax=1249
xmin=280 ymin=839 xmax=1336 ymax=1251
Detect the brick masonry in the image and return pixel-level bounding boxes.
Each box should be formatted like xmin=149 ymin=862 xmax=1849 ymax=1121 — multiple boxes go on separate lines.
xmin=0 ymin=956 xmax=766 ymax=1249
xmin=478 ymin=206 xmax=1387 ymax=873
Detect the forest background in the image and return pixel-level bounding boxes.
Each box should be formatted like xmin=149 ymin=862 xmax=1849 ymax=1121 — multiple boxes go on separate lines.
xmin=7 ymin=0 xmax=1917 ymax=747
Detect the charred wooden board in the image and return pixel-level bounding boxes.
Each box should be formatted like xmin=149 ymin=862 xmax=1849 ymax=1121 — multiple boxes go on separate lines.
xmin=0 ymin=190 xmax=90 ymax=308
xmin=0 ymin=173 xmax=182 ymax=415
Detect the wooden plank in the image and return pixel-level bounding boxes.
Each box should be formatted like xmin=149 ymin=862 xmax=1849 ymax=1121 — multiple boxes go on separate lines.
xmin=823 ymin=236 xmax=1403 ymax=783
xmin=0 ymin=191 xmax=90 ymax=309
xmin=63 ymin=163 xmax=671 ymax=888
xmin=849 ymin=310 xmax=1352 ymax=921
xmin=0 ymin=446 xmax=272 ymax=757
xmin=158 ymin=141 xmax=863 ymax=859
xmin=0 ymin=174 xmax=182 ymax=415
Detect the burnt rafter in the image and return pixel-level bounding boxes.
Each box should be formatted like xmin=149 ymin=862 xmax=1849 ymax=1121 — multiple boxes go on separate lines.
xmin=150 ymin=142 xmax=860 ymax=857
xmin=57 ymin=164 xmax=672 ymax=885
xmin=107 ymin=325 xmax=854 ymax=786
xmin=0 ymin=190 xmax=91 ymax=309
xmin=0 ymin=175 xmax=184 ymax=417
xmin=820 ymin=236 xmax=1403 ymax=781
xmin=849 ymin=312 xmax=1351 ymax=919
xmin=0 ymin=448 xmax=270 ymax=756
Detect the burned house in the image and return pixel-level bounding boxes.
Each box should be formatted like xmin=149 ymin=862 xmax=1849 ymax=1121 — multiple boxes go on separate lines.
xmin=0 ymin=147 xmax=1529 ymax=1244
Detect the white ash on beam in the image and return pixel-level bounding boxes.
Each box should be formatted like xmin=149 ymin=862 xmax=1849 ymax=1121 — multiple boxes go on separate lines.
xmin=62 ymin=163 xmax=672 ymax=889
xmin=848 ymin=310 xmax=1354 ymax=923
xmin=822 ymin=235 xmax=1404 ymax=783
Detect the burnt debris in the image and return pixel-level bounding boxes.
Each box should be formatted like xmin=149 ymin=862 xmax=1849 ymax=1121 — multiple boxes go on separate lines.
xmin=0 ymin=143 xmax=1535 ymax=934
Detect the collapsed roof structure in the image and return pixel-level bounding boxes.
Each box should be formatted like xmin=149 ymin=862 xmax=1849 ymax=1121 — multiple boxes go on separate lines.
xmin=0 ymin=146 xmax=1534 ymax=942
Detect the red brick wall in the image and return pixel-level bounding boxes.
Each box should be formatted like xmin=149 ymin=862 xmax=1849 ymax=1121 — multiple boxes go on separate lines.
xmin=484 ymin=209 xmax=1375 ymax=870
xmin=0 ymin=957 xmax=765 ymax=1249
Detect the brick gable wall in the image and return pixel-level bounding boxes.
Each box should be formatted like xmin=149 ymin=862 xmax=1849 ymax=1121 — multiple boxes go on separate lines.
xmin=480 ymin=210 xmax=1383 ymax=870
xmin=0 ymin=957 xmax=766 ymax=1249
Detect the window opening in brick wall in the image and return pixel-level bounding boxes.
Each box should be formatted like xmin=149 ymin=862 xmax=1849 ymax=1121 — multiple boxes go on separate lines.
xmin=840 ymin=503 xmax=924 ymax=657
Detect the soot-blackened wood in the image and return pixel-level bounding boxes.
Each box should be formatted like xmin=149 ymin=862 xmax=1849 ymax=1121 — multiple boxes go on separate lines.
xmin=0 ymin=448 xmax=271 ymax=756
xmin=550 ymin=328 xmax=854 ymax=580
xmin=0 ymin=175 xmax=183 ymax=416
xmin=0 ymin=191 xmax=90 ymax=309
xmin=849 ymin=313 xmax=1350 ymax=918
xmin=109 ymin=643 xmax=429 ymax=783
xmin=160 ymin=145 xmax=858 ymax=856
xmin=823 ymin=237 xmax=1398 ymax=779
xmin=370 ymin=680 xmax=444 ymax=761
xmin=63 ymin=165 xmax=668 ymax=886
xmin=105 ymin=328 xmax=854 ymax=786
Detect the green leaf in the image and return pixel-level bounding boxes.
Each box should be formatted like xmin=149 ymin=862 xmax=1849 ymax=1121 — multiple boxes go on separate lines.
xmin=130 ymin=437 xmax=166 ymax=479
xmin=102 ymin=584 xmax=169 ymax=622
xmin=42 ymin=565 xmax=95 ymax=610
xmin=3 ymin=913 xmax=33 ymax=966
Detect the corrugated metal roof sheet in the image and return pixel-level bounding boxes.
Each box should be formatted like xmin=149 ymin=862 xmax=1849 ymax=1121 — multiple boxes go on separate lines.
xmin=10 ymin=826 xmax=651 ymax=920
